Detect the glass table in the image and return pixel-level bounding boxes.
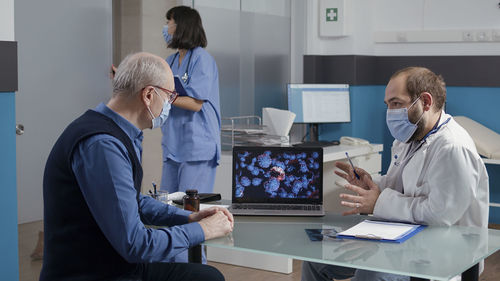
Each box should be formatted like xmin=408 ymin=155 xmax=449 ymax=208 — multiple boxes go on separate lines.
xmin=204 ymin=213 xmax=500 ymax=281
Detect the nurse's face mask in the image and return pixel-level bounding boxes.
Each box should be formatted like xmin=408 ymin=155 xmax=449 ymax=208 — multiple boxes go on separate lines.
xmin=162 ymin=21 xmax=176 ymax=44
xmin=147 ymin=88 xmax=172 ymax=129
xmin=386 ymin=95 xmax=425 ymax=143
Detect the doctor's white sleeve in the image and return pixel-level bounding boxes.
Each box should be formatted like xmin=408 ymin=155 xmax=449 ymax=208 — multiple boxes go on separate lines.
xmin=373 ymin=144 xmax=483 ymax=226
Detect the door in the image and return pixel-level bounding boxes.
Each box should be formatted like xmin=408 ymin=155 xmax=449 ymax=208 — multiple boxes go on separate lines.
xmin=15 ymin=0 xmax=113 ymax=223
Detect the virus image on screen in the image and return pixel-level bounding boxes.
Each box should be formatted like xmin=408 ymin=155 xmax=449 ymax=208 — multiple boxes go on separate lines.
xmin=234 ymin=149 xmax=321 ymax=199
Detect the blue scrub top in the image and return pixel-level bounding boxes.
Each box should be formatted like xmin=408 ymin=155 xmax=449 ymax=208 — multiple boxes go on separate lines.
xmin=162 ymin=47 xmax=221 ymax=163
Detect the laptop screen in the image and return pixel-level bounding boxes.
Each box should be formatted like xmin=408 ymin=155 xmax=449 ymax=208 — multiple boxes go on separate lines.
xmin=232 ymin=146 xmax=323 ymax=204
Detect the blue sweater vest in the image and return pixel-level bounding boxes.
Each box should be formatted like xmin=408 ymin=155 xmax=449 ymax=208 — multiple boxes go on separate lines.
xmin=40 ymin=110 xmax=143 ymax=281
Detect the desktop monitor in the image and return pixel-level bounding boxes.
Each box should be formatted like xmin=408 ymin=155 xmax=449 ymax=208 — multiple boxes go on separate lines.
xmin=287 ymin=84 xmax=350 ymax=141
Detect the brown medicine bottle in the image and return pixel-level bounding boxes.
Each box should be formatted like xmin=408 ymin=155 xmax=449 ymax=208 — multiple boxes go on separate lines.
xmin=183 ymin=189 xmax=202 ymax=263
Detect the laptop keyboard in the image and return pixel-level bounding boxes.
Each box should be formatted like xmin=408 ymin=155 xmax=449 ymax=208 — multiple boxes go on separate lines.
xmin=232 ymin=204 xmax=321 ymax=211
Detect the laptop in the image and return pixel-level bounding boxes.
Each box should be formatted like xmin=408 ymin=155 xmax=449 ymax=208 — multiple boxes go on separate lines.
xmin=228 ymin=146 xmax=325 ymax=216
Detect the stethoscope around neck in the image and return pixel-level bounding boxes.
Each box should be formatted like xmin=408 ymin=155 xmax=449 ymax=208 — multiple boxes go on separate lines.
xmin=170 ymin=49 xmax=192 ymax=84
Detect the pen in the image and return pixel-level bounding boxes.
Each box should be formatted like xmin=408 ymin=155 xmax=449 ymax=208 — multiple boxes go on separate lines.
xmin=345 ymin=152 xmax=360 ymax=180
xmin=152 ymin=181 xmax=157 ymax=196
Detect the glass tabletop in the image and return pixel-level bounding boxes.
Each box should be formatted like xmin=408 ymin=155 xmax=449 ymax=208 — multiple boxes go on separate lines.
xmin=204 ymin=213 xmax=500 ymax=280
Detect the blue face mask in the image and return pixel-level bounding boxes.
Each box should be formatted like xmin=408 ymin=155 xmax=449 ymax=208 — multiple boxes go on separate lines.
xmin=386 ymin=96 xmax=424 ymax=143
xmin=162 ymin=25 xmax=172 ymax=44
xmin=148 ymin=88 xmax=171 ymax=129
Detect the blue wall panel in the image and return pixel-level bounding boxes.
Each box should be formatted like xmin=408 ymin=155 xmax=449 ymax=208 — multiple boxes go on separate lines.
xmin=0 ymin=92 xmax=19 ymax=280
xmin=318 ymin=85 xmax=500 ymax=223
xmin=446 ymin=87 xmax=500 ymax=132
xmin=446 ymin=87 xmax=500 ymax=224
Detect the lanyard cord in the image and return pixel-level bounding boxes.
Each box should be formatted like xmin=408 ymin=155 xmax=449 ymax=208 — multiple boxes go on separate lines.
xmin=396 ymin=117 xmax=452 ymax=166
xmin=421 ymin=117 xmax=451 ymax=142
xmin=411 ymin=117 xmax=451 ymax=155
xmin=169 ymin=49 xmax=192 ymax=83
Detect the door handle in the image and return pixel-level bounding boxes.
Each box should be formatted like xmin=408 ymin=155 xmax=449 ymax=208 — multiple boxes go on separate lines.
xmin=16 ymin=124 xmax=24 ymax=135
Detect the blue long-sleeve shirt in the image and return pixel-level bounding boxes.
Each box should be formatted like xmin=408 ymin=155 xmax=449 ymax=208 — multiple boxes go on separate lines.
xmin=71 ymin=103 xmax=204 ymax=263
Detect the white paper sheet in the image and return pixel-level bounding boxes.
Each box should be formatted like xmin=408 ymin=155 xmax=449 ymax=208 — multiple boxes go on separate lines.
xmin=338 ymin=220 xmax=419 ymax=240
xmin=200 ymin=204 xmax=229 ymax=210
xmin=262 ymin=107 xmax=296 ymax=137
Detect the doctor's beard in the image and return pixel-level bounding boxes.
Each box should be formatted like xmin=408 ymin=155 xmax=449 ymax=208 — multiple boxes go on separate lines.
xmin=407 ymin=106 xmax=427 ymax=143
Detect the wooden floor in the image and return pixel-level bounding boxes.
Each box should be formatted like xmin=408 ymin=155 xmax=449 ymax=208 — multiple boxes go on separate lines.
xmin=19 ymin=221 xmax=500 ymax=281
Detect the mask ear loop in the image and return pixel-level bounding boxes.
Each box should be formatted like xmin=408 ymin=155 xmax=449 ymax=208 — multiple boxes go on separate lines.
xmin=408 ymin=95 xmax=425 ymax=125
xmin=147 ymin=88 xmax=159 ymax=120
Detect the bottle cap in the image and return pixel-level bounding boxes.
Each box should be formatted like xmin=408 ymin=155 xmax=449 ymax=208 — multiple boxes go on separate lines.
xmin=186 ymin=189 xmax=198 ymax=196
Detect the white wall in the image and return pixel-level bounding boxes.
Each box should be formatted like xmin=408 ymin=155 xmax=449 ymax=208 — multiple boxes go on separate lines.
xmin=141 ymin=0 xmax=177 ymax=59
xmin=0 ymin=0 xmax=14 ymax=40
xmin=301 ymin=0 xmax=500 ymax=57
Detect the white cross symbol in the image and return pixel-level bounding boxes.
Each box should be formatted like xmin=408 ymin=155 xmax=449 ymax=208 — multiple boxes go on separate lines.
xmin=327 ymin=9 xmax=337 ymax=21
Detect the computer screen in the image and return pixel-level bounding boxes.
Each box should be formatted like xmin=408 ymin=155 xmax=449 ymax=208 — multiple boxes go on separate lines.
xmin=232 ymin=146 xmax=323 ymax=203
xmin=287 ymin=84 xmax=350 ymax=123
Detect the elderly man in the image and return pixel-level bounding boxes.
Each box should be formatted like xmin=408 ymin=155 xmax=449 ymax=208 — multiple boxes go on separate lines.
xmin=302 ymin=67 xmax=489 ymax=281
xmin=41 ymin=52 xmax=233 ymax=281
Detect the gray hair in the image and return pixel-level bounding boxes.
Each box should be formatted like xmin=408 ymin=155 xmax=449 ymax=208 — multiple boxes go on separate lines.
xmin=112 ymin=52 xmax=167 ymax=98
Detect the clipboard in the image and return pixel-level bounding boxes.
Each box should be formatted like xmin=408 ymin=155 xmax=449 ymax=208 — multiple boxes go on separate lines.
xmin=336 ymin=220 xmax=427 ymax=243
xmin=174 ymin=76 xmax=188 ymax=96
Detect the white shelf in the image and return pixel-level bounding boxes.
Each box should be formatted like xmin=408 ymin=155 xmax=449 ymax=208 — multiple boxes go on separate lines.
xmin=483 ymin=158 xmax=500 ymax=165
xmin=482 ymin=158 xmax=500 ymax=208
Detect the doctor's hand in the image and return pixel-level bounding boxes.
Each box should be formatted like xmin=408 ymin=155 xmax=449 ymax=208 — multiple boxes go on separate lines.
xmin=334 ymin=161 xmax=372 ymax=189
xmin=198 ymin=211 xmax=234 ymax=240
xmin=339 ymin=174 xmax=381 ymax=216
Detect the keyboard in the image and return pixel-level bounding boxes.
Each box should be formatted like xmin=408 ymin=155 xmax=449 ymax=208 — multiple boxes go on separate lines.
xmin=232 ymin=204 xmax=321 ymax=211
xmin=228 ymin=204 xmax=325 ymax=216
xmin=293 ymin=141 xmax=339 ymax=148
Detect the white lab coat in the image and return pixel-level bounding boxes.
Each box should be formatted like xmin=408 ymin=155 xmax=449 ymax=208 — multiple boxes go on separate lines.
xmin=373 ymin=112 xmax=489 ymax=228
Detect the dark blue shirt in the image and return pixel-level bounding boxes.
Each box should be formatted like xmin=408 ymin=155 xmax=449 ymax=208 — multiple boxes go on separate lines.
xmin=71 ymin=103 xmax=204 ymax=262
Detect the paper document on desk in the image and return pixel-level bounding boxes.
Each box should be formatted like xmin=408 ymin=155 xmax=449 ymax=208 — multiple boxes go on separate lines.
xmin=262 ymin=107 xmax=295 ymax=136
xmin=337 ymin=220 xmax=426 ymax=243
xmin=200 ymin=204 xmax=229 ymax=210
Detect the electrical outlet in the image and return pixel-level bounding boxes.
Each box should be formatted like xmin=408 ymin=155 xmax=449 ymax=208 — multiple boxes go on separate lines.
xmin=462 ymin=31 xmax=474 ymax=42
xmin=396 ymin=32 xmax=407 ymax=42
xmin=476 ymin=30 xmax=490 ymax=41
xmin=492 ymin=30 xmax=500 ymax=41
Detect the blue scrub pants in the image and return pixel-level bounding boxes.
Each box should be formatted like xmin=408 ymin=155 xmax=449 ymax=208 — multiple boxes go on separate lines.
xmin=301 ymin=261 xmax=409 ymax=281
xmin=160 ymin=158 xmax=217 ymax=193
xmin=161 ymin=158 xmax=217 ymax=263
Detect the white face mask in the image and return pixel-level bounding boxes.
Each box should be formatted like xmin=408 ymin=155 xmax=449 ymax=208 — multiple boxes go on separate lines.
xmin=147 ymin=88 xmax=171 ymax=129
xmin=386 ymin=96 xmax=424 ymax=143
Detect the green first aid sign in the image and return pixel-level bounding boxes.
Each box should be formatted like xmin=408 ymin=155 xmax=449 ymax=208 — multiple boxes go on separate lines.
xmin=326 ymin=8 xmax=338 ymax=22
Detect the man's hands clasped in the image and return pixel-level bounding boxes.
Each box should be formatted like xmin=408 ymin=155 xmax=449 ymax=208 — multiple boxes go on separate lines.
xmin=189 ymin=207 xmax=234 ymax=240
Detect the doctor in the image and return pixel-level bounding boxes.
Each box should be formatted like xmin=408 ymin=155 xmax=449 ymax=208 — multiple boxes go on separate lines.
xmin=302 ymin=67 xmax=489 ymax=281
xmin=160 ymin=6 xmax=221 ymax=195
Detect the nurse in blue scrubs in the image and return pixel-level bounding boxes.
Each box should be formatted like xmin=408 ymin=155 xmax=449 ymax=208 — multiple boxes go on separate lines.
xmin=160 ymin=6 xmax=221 ymax=196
